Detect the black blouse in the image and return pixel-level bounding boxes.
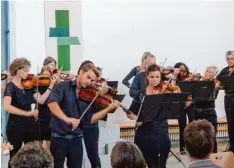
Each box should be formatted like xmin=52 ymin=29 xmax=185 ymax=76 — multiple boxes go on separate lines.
xmin=4 ymin=82 xmax=35 ymax=126
xmin=38 ymin=86 xmax=51 ymax=122
xmin=217 ymin=66 xmax=234 ymax=95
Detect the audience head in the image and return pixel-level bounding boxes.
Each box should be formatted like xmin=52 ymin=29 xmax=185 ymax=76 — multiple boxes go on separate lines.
xmin=184 ymin=120 xmax=215 ymax=160
xmin=10 ymin=142 xmax=53 ymax=168
xmin=111 ymin=141 xmax=146 ymax=168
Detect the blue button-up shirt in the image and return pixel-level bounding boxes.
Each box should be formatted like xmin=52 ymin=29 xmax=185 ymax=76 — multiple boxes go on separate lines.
xmin=47 ymin=80 xmax=93 ymax=135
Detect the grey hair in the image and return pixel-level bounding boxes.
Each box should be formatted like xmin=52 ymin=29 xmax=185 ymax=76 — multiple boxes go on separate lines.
xmin=225 ymin=50 xmax=234 ymax=57
xmin=207 ymin=65 xmax=219 ymax=75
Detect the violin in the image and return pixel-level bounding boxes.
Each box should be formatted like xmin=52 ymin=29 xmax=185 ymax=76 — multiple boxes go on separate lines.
xmin=153 ymin=81 xmax=193 ymax=103
xmin=21 ymin=72 xmax=54 ymax=89
xmin=228 ymin=66 xmax=234 ymax=76
xmin=181 ymin=73 xmax=202 ymax=81
xmin=160 ymin=66 xmax=174 ymax=75
xmin=1 ymin=74 xmax=7 ymax=81
xmin=79 ymin=85 xmax=126 ymax=111
xmin=1 ymin=69 xmax=8 ymax=81
xmin=153 ymin=81 xmax=181 ymax=93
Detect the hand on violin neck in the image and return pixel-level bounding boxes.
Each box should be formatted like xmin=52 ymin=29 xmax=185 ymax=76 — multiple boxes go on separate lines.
xmin=107 ymin=100 xmax=120 ymax=111
xmin=50 ymin=74 xmax=60 ymax=86
xmin=100 ymin=87 xmax=108 ymax=95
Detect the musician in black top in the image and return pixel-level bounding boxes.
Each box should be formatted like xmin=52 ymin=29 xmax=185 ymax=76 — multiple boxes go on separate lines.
xmin=3 ymin=58 xmax=56 ymax=166
xmin=122 ymin=52 xmax=151 ymax=88
xmin=172 ymin=62 xmax=194 ymax=152
xmin=36 ymin=57 xmax=59 ymax=152
xmin=126 ymin=64 xmax=179 ymax=168
xmin=192 ymin=65 xmax=219 ymax=153
xmin=217 ymin=50 xmax=234 ymax=153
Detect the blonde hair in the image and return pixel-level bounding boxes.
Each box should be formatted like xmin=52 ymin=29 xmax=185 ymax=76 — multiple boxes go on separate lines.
xmin=9 ymin=58 xmax=31 ymax=76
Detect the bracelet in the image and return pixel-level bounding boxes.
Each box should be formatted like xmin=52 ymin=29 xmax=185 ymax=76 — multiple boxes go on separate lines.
xmin=48 ymin=87 xmax=52 ymax=91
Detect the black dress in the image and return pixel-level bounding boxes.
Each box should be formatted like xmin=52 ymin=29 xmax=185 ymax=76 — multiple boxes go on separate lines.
xmin=36 ymin=85 xmax=51 ymax=140
xmin=4 ymin=82 xmax=36 ymax=159
xmin=129 ymin=90 xmax=171 ymax=168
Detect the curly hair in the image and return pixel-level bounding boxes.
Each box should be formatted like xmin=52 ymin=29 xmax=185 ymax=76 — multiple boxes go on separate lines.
xmin=9 ymin=58 xmax=31 ymax=76
xmin=10 ymin=142 xmax=53 ymax=168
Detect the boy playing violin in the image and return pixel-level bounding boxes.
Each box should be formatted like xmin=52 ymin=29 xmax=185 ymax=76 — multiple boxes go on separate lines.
xmin=47 ymin=63 xmax=119 ymax=168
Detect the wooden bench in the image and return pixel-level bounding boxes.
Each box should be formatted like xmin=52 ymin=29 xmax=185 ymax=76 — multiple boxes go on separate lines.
xmin=115 ymin=118 xmax=228 ymax=141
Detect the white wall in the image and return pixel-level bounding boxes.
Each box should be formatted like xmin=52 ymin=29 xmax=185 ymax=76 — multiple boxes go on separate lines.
xmin=81 ymin=0 xmax=234 ymax=121
xmin=9 ymin=0 xmax=46 ymax=73
xmin=9 ymin=0 xmax=234 ymax=122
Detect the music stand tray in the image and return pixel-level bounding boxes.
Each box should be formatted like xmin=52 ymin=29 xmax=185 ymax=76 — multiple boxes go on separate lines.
xmin=178 ymin=81 xmax=215 ymax=101
xmin=136 ymin=93 xmax=189 ymax=123
xmin=107 ymin=81 xmax=118 ymax=89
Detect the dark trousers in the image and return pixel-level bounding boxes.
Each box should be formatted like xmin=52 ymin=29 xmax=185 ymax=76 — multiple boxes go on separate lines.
xmin=6 ymin=120 xmax=36 ymax=160
xmin=194 ymin=108 xmax=218 ymax=153
xmin=50 ymin=137 xmax=83 ymax=168
xmin=83 ymin=126 xmax=101 ymax=168
xmin=224 ymin=95 xmax=234 ymax=152
xmin=179 ymin=108 xmax=194 ymax=151
xmin=135 ymin=135 xmax=171 ymax=168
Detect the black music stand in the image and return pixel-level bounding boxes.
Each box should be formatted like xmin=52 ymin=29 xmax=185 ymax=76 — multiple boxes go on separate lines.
xmin=109 ymin=94 xmax=126 ymax=114
xmin=178 ymin=81 xmax=216 ymax=101
xmin=217 ymin=75 xmax=234 ymax=92
xmin=107 ymin=81 xmax=118 ymax=89
xmin=135 ymin=93 xmax=189 ymax=167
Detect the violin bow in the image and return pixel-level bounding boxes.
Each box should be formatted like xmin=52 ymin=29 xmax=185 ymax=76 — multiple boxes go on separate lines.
xmin=160 ymin=58 xmax=167 ymax=67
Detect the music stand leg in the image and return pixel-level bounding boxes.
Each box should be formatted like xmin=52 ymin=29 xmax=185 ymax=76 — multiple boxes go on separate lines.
xmin=224 ymin=142 xmax=230 ymax=152
xmin=168 ymin=150 xmax=181 ymax=162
